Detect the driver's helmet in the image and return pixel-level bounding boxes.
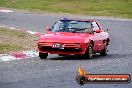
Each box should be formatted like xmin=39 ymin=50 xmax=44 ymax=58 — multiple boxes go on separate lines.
xmin=61 ymin=21 xmax=69 ymax=29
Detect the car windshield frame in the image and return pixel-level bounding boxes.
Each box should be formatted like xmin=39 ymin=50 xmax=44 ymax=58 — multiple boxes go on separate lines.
xmin=51 ymin=20 xmax=92 ymax=33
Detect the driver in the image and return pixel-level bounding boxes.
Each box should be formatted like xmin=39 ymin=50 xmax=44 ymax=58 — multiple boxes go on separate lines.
xmin=61 ymin=21 xmax=69 ymax=30
xmin=83 ymin=23 xmax=93 ymax=34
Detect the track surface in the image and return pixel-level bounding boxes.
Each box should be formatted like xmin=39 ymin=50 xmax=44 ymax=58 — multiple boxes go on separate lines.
xmin=0 ymin=11 xmax=132 ymax=88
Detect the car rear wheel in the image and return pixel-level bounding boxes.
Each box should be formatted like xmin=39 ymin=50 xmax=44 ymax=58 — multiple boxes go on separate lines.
xmin=39 ymin=52 xmax=48 ymax=59
xmin=100 ymin=42 xmax=108 ymax=56
xmin=83 ymin=44 xmax=93 ymax=59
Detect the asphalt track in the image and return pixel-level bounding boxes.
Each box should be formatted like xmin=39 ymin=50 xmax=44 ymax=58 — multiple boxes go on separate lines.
xmin=0 ymin=11 xmax=132 ymax=88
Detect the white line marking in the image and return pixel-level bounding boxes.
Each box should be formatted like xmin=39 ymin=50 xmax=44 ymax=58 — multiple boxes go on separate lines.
xmin=10 ymin=27 xmax=16 ymax=30
xmin=0 ymin=10 xmax=13 ymax=13
xmin=27 ymin=31 xmax=38 ymax=34
xmin=0 ymin=56 xmax=16 ymax=61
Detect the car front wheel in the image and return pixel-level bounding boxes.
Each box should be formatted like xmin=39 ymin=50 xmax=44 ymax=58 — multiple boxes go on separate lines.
xmin=83 ymin=44 xmax=93 ymax=59
xmin=39 ymin=52 xmax=48 ymax=59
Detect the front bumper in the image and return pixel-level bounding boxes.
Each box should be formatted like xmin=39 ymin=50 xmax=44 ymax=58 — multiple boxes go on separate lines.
xmin=37 ymin=42 xmax=85 ymax=54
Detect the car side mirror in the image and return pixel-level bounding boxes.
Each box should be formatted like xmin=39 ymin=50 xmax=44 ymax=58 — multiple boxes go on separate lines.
xmin=95 ymin=29 xmax=102 ymax=33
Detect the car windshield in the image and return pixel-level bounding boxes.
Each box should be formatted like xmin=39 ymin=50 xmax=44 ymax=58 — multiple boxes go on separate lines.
xmin=51 ymin=20 xmax=92 ymax=33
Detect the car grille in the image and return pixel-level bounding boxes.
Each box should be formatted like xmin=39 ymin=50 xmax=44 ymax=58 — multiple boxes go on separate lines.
xmin=38 ymin=42 xmax=80 ymax=48
xmin=38 ymin=42 xmax=81 ymax=52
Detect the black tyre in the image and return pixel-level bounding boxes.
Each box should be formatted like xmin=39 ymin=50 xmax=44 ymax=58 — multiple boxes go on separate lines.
xmin=100 ymin=43 xmax=108 ymax=56
xmin=83 ymin=44 xmax=93 ymax=59
xmin=39 ymin=52 xmax=48 ymax=59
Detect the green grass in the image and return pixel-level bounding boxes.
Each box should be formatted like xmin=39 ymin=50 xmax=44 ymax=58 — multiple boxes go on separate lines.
xmin=0 ymin=28 xmax=26 ymax=53
xmin=0 ymin=28 xmax=38 ymax=54
xmin=0 ymin=0 xmax=132 ymax=18
xmin=0 ymin=44 xmax=23 ymax=54
xmin=0 ymin=28 xmax=27 ymax=38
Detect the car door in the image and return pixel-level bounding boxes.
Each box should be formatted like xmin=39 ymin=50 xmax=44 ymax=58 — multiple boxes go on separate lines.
xmin=92 ymin=21 xmax=106 ymax=52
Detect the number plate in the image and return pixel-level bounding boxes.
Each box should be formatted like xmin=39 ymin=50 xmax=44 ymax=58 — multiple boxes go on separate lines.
xmin=52 ymin=44 xmax=64 ymax=49
xmin=52 ymin=44 xmax=61 ymax=48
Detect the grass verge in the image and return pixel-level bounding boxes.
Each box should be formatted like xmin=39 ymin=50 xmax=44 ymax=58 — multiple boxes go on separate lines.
xmin=0 ymin=0 xmax=132 ymax=18
xmin=0 ymin=28 xmax=39 ymax=54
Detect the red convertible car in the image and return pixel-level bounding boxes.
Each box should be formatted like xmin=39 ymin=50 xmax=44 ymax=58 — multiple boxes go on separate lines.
xmin=37 ymin=18 xmax=110 ymax=59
